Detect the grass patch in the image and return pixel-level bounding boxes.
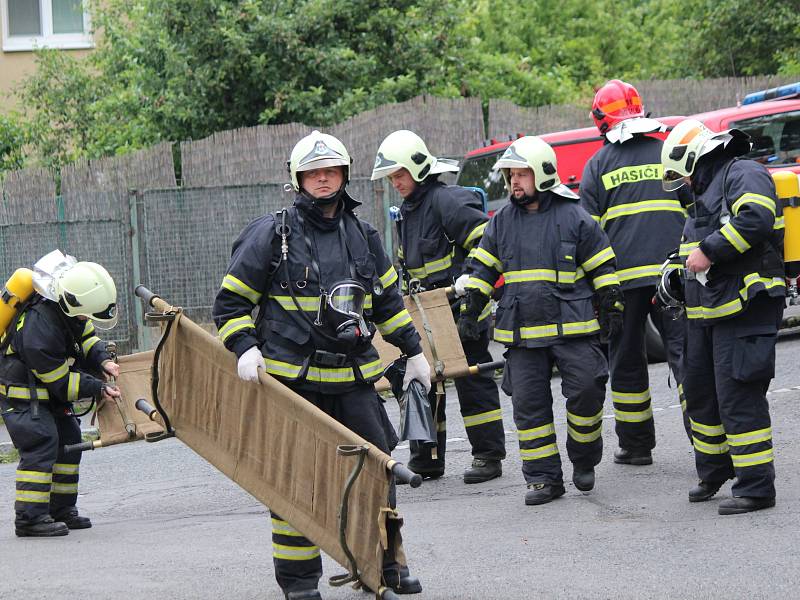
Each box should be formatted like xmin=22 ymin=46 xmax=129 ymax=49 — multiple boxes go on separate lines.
xmin=0 ymin=447 xmax=19 ymax=464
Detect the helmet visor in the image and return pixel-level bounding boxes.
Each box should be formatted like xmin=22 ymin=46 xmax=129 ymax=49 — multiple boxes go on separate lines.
xmin=91 ymin=303 xmax=118 ymax=330
xmin=328 ymin=282 xmax=367 ymax=319
xmin=662 ymin=169 xmax=688 ymax=192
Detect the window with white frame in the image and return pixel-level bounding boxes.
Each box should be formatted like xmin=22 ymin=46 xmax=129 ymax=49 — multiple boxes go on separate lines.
xmin=2 ymin=0 xmax=93 ymax=52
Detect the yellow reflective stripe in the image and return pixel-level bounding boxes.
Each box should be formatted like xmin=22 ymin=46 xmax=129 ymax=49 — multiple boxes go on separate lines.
xmin=307 ymin=366 xmax=355 ymax=383
xmin=16 ymin=490 xmax=50 ymax=503
xmin=268 ymin=295 xmax=319 ymax=312
xmin=520 ymin=443 xmax=559 ymax=461
xmin=221 ymin=274 xmax=262 ymax=304
xmin=720 ymin=222 xmax=751 ymax=253
xmin=218 ymin=315 xmax=256 ymax=341
xmin=739 ymin=273 xmax=786 ymax=300
xmin=379 ymin=266 xmax=398 ymax=288
xmin=731 ymin=448 xmax=774 ymax=468
xmin=773 ymin=216 xmax=785 ymax=230
xmin=592 ymin=272 xmax=620 ymax=289
xmin=0 ymin=385 xmax=50 ymax=400
xmin=466 ymin=276 xmax=494 ymax=296
xmin=272 ymin=543 xmax=320 ymax=561
xmin=504 ymin=269 xmax=585 ymax=285
xmin=473 ymin=247 xmax=502 ymax=271
xmin=51 ymin=483 xmax=79 ymax=495
xmin=81 ymin=335 xmax=101 ymax=355
xmin=271 ymin=518 xmax=303 ymax=537
xmin=568 ymin=425 xmax=602 ymax=443
xmin=686 ymin=298 xmax=743 ymax=320
xmin=517 ymin=423 xmax=555 ymax=441
xmin=464 ymin=222 xmax=487 ymax=248
xmin=463 ymin=408 xmax=503 ymax=428
xmin=493 ymin=328 xmax=514 ymax=343
xmin=67 ymin=372 xmax=80 ymax=403
xmin=82 ymin=321 xmax=95 ymax=336
xmin=590 ymin=214 xmax=601 ymax=223
xmin=601 ymin=164 xmax=664 ymax=191
xmin=477 ymin=301 xmax=492 ymax=323
xmin=600 ymin=198 xmax=686 ymax=226
xmin=33 ymin=361 xmax=69 ymax=383
xmin=693 ymin=437 xmax=730 ymax=455
xmin=614 ymin=406 xmax=653 ymax=423
xmin=611 ymin=389 xmax=651 ymax=405
xmin=16 ymin=470 xmax=52 ymax=484
xmin=690 ymin=418 xmax=725 ymax=437
xmin=727 ymin=427 xmax=772 ymax=446
xmin=376 ymin=309 xmax=412 ymax=336
xmin=616 ymin=264 xmax=662 ymax=282
xmin=408 ymin=251 xmax=453 ymax=278
xmin=16 ymin=312 xmax=26 ymax=330
xmin=520 ymin=324 xmax=559 ymax=339
xmin=264 ymin=359 xmax=302 ymax=379
xmin=562 ymin=320 xmax=600 ymax=336
xmin=732 ymin=193 xmax=776 ymax=217
xmin=581 ymin=246 xmax=616 ymax=272
xmin=53 ymin=463 xmax=79 ymax=475
xmin=567 ymin=409 xmax=603 ymax=427
xmin=358 ymin=359 xmax=384 ymax=380
xmin=680 ymin=241 xmax=700 ymax=257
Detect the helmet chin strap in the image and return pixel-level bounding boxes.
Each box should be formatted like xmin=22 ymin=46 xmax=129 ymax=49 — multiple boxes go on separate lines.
xmin=511 ymin=192 xmax=538 ymax=206
xmin=302 ymin=186 xmax=345 ymax=206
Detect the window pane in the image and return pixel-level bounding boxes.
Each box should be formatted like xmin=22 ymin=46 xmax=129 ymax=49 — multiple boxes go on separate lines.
xmin=731 ymin=110 xmax=800 ymax=167
xmin=8 ymin=0 xmax=42 ymax=36
xmin=52 ymin=0 xmax=85 ymax=34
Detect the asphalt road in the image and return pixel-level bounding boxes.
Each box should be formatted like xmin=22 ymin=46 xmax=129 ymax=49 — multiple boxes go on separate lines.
xmin=2 ymin=333 xmax=800 ymax=600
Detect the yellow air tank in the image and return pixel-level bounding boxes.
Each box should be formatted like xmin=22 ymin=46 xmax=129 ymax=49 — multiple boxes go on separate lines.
xmin=774 ymin=171 xmax=800 ymax=267
xmin=0 ymin=268 xmax=35 ymax=333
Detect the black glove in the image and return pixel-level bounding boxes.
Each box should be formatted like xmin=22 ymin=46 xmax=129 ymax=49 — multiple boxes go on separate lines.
xmin=457 ymin=291 xmax=486 ymax=342
xmin=596 ymin=285 xmax=624 ymax=341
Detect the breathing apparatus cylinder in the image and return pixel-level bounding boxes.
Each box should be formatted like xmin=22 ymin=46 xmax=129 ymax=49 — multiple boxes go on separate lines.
xmin=773 ymin=171 xmax=800 ymax=276
xmin=0 ymin=268 xmax=35 ymax=333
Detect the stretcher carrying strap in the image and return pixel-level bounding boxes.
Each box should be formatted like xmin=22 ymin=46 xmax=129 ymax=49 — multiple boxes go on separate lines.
xmin=409 ymin=286 xmax=444 ymax=378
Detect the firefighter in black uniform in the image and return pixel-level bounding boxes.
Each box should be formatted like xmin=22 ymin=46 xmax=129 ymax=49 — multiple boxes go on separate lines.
xmin=460 ymin=136 xmax=624 ymax=505
xmin=661 ymin=119 xmax=785 ymax=515
xmin=0 ymin=257 xmax=120 ymax=537
xmin=580 ymin=80 xmax=690 ymax=466
xmin=213 ymin=131 xmax=426 ymax=600
xmin=371 ymin=129 xmax=505 ymax=484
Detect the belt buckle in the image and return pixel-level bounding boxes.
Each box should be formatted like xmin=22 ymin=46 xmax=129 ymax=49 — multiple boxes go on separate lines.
xmin=313 ymin=350 xmax=349 ymax=368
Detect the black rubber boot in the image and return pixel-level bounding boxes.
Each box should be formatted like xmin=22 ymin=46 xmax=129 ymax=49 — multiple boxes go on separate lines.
xmin=572 ymin=467 xmax=595 ymax=492
xmin=51 ymin=507 xmax=92 ymax=530
xmin=383 ymin=567 xmax=423 ymax=595
xmin=15 ymin=515 xmax=69 ymax=538
xmin=463 ymin=458 xmax=502 ymax=484
xmin=524 ymin=483 xmax=566 ymax=506
xmin=718 ymin=496 xmax=775 ymax=515
xmin=688 ymin=480 xmax=724 ymax=503
xmin=285 ymin=590 xmax=322 ymax=600
xmin=613 ymin=448 xmax=653 ymax=465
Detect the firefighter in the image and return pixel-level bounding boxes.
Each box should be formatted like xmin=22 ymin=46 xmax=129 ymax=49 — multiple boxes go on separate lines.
xmin=371 ymin=130 xmax=505 ymax=484
xmin=580 ymin=79 xmax=690 ymax=466
xmin=212 ymin=131 xmax=425 ymax=599
xmin=460 ymin=136 xmax=623 ymax=505
xmin=661 ymin=119 xmax=785 ymax=515
xmin=0 ymin=257 xmax=120 ymax=537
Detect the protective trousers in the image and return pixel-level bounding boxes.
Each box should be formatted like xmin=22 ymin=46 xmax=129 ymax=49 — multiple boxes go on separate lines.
xmin=683 ymin=294 xmax=782 ymax=499
xmin=408 ymin=329 xmax=505 ymax=473
xmin=609 ymin=285 xmax=689 ymax=452
xmin=0 ymin=397 xmax=82 ymax=525
xmin=506 ymin=339 xmax=608 ymax=485
xmin=270 ymin=384 xmax=404 ymax=595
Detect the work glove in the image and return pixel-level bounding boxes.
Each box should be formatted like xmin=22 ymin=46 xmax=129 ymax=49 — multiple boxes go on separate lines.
xmin=402 ymin=352 xmax=432 ymax=393
xmin=457 ymin=290 xmax=487 ymax=342
xmin=453 ymin=273 xmax=471 ymax=298
xmin=596 ymin=285 xmax=625 ymax=341
xmin=237 ymin=346 xmax=264 ymax=383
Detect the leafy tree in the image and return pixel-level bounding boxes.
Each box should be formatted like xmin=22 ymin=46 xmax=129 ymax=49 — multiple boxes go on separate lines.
xmin=0 ymin=113 xmax=27 ymax=172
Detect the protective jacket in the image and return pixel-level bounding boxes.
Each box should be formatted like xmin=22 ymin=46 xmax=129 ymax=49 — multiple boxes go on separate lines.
xmin=213 ymin=192 xmax=422 ymax=392
xmin=467 ymin=189 xmax=619 ymax=348
xmin=681 ymin=157 xmax=785 ymax=323
xmin=0 ymin=297 xmax=110 ymax=404
xmin=398 ymin=179 xmax=488 ymax=290
xmin=580 ymin=135 xmax=688 ymax=289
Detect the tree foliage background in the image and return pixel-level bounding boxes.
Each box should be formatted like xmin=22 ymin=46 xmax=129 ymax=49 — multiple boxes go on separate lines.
xmin=2 ymin=0 xmax=799 ymax=170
